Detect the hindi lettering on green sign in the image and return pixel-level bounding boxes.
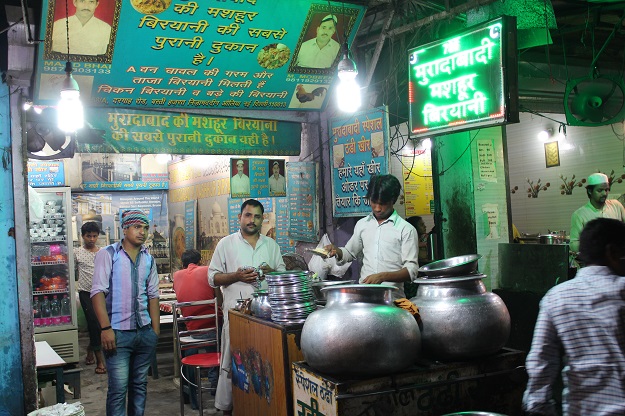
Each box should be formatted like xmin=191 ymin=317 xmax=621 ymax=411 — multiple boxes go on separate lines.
xmin=78 ymin=108 xmax=301 ymax=155
xmin=408 ymin=16 xmax=518 ymax=137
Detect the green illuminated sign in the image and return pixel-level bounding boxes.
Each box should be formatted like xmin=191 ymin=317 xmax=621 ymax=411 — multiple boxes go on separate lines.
xmin=408 ymin=16 xmax=518 ymax=137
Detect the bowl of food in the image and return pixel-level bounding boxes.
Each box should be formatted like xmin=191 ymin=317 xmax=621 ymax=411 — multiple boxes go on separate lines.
xmin=418 ymin=254 xmax=482 ymax=278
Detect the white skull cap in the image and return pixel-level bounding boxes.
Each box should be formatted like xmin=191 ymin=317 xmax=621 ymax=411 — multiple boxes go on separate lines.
xmin=587 ymin=173 xmax=609 ymax=186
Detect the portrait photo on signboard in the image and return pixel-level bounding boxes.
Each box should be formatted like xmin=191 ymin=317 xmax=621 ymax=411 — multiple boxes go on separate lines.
xmin=230 ymin=158 xmax=251 ymax=197
xmin=44 ymin=0 xmax=122 ymax=63
xmin=268 ymin=160 xmax=286 ymax=196
xmin=288 ymin=4 xmax=359 ymax=74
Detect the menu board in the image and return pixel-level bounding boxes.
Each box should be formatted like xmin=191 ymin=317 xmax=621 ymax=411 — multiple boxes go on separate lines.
xmin=329 ymin=106 xmax=390 ymax=217
xmin=286 ymin=161 xmax=317 ymax=242
xmin=34 ymin=0 xmax=366 ymax=112
xmin=184 ymin=200 xmax=196 ymax=249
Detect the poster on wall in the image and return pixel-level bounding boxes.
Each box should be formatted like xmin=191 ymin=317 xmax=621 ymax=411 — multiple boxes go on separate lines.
xmin=184 ymin=200 xmax=196 ymax=250
xmin=286 ymin=161 xmax=318 ymax=242
xmin=78 ymin=153 xmax=169 ymax=191
xmin=72 ymin=190 xmax=170 ymax=273
xmin=329 ymin=106 xmax=390 ymax=217
xmin=27 ymin=160 xmax=65 ymax=187
xmin=401 ymin=148 xmax=434 ymax=216
xmin=34 ymin=0 xmax=366 ymax=112
xmin=230 ymin=158 xmax=287 ymax=198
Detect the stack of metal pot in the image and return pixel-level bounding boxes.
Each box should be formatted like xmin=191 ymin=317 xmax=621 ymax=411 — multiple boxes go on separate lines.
xmin=411 ymin=254 xmax=511 ymax=360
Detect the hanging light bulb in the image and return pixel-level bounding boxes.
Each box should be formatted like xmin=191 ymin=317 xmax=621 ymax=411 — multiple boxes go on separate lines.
xmin=57 ymin=0 xmax=84 ymax=133
xmin=58 ymin=61 xmax=84 ymax=132
xmin=337 ymin=42 xmax=361 ymax=112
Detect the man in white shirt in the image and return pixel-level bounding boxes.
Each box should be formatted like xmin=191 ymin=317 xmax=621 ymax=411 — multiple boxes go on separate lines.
xmin=230 ymin=159 xmax=250 ymax=196
xmin=208 ymin=199 xmax=285 ymax=415
xmin=325 ymin=174 xmax=419 ymax=298
xmin=268 ymin=161 xmax=286 ymax=195
xmin=570 ymin=172 xmax=625 ymax=252
xmin=51 ymin=0 xmax=112 ymax=56
xmin=295 ymin=14 xmax=340 ymax=68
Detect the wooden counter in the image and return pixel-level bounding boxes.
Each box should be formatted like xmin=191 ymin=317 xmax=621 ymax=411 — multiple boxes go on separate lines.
xmin=230 ymin=310 xmax=304 ymax=416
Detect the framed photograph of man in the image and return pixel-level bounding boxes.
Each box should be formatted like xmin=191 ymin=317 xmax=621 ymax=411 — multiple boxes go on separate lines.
xmin=43 ymin=0 xmax=122 ymax=63
xmin=268 ymin=160 xmax=286 ymax=196
xmin=288 ymin=3 xmax=359 ymax=75
xmin=230 ymin=158 xmax=251 ymax=197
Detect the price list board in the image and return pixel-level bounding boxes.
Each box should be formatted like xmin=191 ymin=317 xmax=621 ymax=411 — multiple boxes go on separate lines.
xmin=286 ymin=162 xmax=317 ymax=242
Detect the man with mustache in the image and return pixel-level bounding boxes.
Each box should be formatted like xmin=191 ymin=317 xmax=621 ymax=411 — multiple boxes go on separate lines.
xmin=296 ymin=14 xmax=340 ymax=68
xmin=208 ymin=199 xmax=286 ymax=415
xmin=92 ymin=209 xmax=160 ymax=416
xmin=570 ymin=173 xmax=625 ymax=252
xmin=51 ymin=0 xmax=112 ymax=56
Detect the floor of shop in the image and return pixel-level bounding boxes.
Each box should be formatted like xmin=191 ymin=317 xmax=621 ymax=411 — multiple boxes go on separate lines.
xmin=60 ymin=330 xmax=225 ymax=415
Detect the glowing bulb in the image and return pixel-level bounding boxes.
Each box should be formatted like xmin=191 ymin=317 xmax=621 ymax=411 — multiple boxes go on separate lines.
xmin=58 ymin=89 xmax=84 ymax=132
xmin=336 ymin=79 xmax=361 ymax=113
xmin=537 ymin=130 xmax=549 ymax=141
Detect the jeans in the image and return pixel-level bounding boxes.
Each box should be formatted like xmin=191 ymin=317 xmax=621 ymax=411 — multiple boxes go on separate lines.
xmin=105 ymin=325 xmax=158 ymax=416
xmin=183 ymin=332 xmax=219 ymax=409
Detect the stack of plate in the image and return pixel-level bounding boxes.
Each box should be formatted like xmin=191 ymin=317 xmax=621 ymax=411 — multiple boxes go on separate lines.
xmin=265 ymin=271 xmax=317 ymax=325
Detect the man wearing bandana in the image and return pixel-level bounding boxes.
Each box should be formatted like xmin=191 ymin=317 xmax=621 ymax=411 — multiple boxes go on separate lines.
xmin=92 ymin=209 xmax=160 ymax=416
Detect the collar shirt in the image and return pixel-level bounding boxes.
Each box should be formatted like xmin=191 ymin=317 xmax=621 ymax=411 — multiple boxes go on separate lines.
xmin=570 ymin=200 xmax=625 ymax=251
xmin=296 ymin=37 xmax=340 ymax=68
xmin=173 ymin=264 xmax=219 ymax=331
xmin=51 ymin=15 xmax=111 ymax=55
xmin=523 ymin=265 xmax=625 ymax=416
xmin=91 ymin=241 xmax=159 ymax=330
xmin=338 ymin=210 xmax=419 ymax=298
xmin=208 ymin=231 xmax=285 ymax=310
xmin=269 ymin=174 xmax=286 ymax=194
xmin=75 ymin=245 xmax=100 ymax=292
xmin=231 ymin=173 xmax=250 ymax=195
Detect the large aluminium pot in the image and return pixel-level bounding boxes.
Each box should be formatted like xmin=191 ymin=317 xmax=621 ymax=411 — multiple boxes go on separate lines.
xmin=410 ymin=274 xmax=510 ymax=360
xmin=301 ymin=284 xmax=421 ymax=376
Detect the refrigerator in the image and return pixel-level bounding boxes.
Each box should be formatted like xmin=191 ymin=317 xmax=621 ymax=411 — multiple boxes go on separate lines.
xmin=30 ymin=187 xmax=79 ymax=363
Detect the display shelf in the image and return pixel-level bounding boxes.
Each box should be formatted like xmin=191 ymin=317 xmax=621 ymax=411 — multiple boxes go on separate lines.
xmin=31 ymin=260 xmax=68 ymax=267
xmin=33 ymin=289 xmax=70 ymax=296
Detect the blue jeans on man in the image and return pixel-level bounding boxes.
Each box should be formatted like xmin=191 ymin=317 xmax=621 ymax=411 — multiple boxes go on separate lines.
xmin=105 ymin=325 xmax=158 ymax=416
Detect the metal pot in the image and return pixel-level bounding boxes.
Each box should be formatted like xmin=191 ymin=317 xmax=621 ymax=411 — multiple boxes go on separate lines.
xmin=539 ymin=234 xmax=564 ymax=244
xmin=410 ymin=274 xmax=510 ymax=360
xmin=250 ymin=290 xmax=272 ymax=320
xmin=310 ymin=280 xmax=357 ymax=304
xmin=301 ymin=284 xmax=421 ymax=376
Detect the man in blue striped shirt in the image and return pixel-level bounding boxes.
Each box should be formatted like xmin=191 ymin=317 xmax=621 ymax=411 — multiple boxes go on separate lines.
xmin=92 ymin=209 xmax=160 ymax=416
xmin=523 ymin=218 xmax=625 ymax=415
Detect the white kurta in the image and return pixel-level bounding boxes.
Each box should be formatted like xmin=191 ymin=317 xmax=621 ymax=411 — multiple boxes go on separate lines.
xmin=269 ymin=174 xmax=286 ymax=194
xmin=296 ymin=37 xmax=340 ymax=68
xmin=208 ymin=231 xmax=285 ymax=411
xmin=230 ymin=173 xmax=250 ymax=195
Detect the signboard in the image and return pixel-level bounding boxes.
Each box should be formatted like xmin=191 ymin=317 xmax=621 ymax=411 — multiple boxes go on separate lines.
xmin=78 ymin=108 xmax=301 ymax=156
xmin=329 ymin=106 xmax=390 ymax=217
xmin=401 ymin=149 xmax=434 ymax=216
xmin=408 ymin=16 xmax=518 ymax=137
xmin=286 ymin=161 xmax=318 ymax=242
xmin=184 ymin=200 xmax=196 ymax=249
xmin=28 ymin=160 xmax=65 ymax=187
xmin=34 ymin=0 xmax=366 ymax=112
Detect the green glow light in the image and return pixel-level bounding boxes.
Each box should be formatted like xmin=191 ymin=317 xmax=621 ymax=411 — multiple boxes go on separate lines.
xmin=408 ymin=17 xmax=517 ymax=137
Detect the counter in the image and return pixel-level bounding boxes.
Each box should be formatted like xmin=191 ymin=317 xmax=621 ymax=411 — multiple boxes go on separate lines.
xmin=293 ymin=348 xmax=526 ymax=416
xmin=229 ymin=309 xmax=304 ymax=416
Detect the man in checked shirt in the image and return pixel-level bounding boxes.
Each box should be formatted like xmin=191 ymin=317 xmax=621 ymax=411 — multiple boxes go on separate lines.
xmin=523 ymin=217 xmax=625 ymax=416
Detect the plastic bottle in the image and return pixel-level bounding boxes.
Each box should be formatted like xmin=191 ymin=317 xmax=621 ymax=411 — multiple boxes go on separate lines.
xmin=33 ymin=297 xmax=41 ymax=327
xmin=40 ymin=296 xmax=51 ymax=326
xmin=50 ymin=295 xmax=61 ymax=325
xmin=60 ymin=294 xmax=71 ymax=324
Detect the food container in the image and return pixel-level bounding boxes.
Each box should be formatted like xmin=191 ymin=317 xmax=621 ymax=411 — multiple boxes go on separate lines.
xmin=418 ymin=254 xmax=482 ymax=278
